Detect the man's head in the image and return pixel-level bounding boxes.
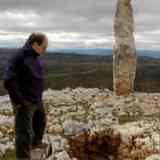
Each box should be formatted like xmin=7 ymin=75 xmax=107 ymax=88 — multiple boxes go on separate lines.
xmin=27 ymin=32 xmax=48 ymax=56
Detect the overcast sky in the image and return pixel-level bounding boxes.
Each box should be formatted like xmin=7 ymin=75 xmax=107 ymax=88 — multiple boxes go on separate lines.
xmin=0 ymin=0 xmax=159 ymax=50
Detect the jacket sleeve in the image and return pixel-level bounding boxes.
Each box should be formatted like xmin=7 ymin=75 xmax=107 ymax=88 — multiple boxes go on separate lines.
xmin=3 ymin=57 xmax=31 ymax=106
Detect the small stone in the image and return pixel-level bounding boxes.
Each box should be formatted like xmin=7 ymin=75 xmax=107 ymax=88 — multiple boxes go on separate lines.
xmin=145 ymin=154 xmax=160 ymax=160
xmin=55 ymin=150 xmax=71 ymax=160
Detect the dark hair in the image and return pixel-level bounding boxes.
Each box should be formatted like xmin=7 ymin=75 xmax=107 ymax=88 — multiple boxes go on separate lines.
xmin=27 ymin=32 xmax=46 ymax=46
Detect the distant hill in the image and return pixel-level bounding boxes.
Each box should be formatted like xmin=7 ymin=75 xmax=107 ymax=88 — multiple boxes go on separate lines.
xmin=49 ymin=48 xmax=113 ymax=56
xmin=0 ymin=47 xmax=160 ymax=59
xmin=137 ymin=50 xmax=160 ymax=59
xmin=1 ymin=48 xmax=160 ymax=95
xmin=49 ymin=48 xmax=160 ymax=59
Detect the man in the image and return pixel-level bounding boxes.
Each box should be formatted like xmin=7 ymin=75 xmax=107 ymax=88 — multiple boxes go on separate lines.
xmin=3 ymin=32 xmax=48 ymax=160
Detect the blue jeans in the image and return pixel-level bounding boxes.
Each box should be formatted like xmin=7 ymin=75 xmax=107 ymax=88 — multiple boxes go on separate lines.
xmin=13 ymin=102 xmax=46 ymax=160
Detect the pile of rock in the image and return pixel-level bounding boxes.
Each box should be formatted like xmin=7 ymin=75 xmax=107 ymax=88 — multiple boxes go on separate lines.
xmin=0 ymin=87 xmax=160 ymax=159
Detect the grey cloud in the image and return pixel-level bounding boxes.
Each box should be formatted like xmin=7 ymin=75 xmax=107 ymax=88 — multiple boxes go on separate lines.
xmin=0 ymin=0 xmax=159 ymax=49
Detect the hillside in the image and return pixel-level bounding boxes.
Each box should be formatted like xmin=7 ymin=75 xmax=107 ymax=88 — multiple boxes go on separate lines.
xmin=1 ymin=50 xmax=160 ymax=95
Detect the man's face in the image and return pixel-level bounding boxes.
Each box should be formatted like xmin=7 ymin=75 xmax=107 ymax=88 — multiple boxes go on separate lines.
xmin=32 ymin=37 xmax=48 ymax=55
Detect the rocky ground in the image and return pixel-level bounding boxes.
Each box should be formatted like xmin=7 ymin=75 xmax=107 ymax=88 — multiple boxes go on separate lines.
xmin=0 ymin=87 xmax=160 ymax=159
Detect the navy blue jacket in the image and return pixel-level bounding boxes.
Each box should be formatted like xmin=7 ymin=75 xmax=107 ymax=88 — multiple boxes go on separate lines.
xmin=3 ymin=42 xmax=44 ymax=106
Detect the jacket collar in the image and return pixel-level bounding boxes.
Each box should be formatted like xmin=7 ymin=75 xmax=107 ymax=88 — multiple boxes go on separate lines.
xmin=22 ymin=41 xmax=40 ymax=58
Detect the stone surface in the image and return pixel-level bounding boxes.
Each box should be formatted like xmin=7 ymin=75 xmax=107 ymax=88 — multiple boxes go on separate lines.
xmin=113 ymin=0 xmax=137 ymax=96
xmin=145 ymin=155 xmax=160 ymax=160
xmin=0 ymin=88 xmax=160 ymax=159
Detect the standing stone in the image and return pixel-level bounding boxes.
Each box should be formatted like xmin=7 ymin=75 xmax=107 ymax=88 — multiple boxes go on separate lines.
xmin=113 ymin=0 xmax=137 ymax=96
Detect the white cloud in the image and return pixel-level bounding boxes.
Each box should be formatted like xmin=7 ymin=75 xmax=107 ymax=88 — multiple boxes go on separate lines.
xmin=0 ymin=0 xmax=159 ymax=50
xmin=46 ymin=32 xmax=113 ymax=49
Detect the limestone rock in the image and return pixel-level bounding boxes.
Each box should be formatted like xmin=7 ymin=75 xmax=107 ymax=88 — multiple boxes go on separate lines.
xmin=54 ymin=151 xmax=72 ymax=160
xmin=113 ymin=0 xmax=137 ymax=95
xmin=145 ymin=155 xmax=160 ymax=160
xmin=1 ymin=88 xmax=160 ymax=159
